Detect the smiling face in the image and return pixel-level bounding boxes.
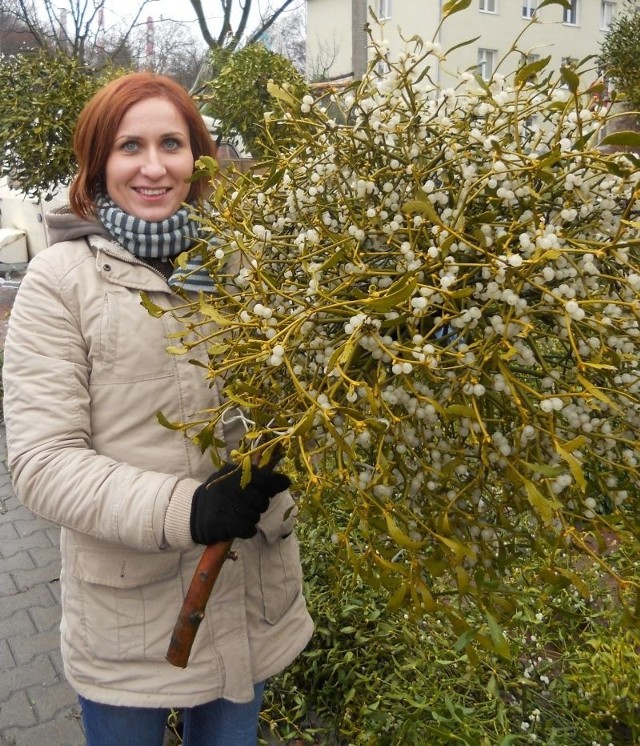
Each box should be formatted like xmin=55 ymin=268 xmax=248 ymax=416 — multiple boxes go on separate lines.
xmin=105 ymin=96 xmax=194 ymax=222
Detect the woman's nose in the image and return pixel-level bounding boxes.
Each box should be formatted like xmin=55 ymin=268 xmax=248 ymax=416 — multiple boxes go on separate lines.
xmin=140 ymin=151 xmax=166 ymax=179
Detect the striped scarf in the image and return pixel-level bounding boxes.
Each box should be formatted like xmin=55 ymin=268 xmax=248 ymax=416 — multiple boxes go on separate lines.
xmin=96 ymin=192 xmax=215 ymax=293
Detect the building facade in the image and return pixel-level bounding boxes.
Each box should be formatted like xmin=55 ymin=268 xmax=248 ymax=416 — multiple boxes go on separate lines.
xmin=306 ymin=0 xmax=635 ymax=84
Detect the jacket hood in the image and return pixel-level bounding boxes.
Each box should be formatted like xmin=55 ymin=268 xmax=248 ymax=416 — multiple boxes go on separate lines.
xmin=45 ymin=204 xmax=110 ymax=245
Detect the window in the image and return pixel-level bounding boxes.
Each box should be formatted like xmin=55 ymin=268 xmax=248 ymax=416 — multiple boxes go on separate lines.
xmin=522 ymin=0 xmax=538 ymax=18
xmin=563 ymin=0 xmax=579 ymax=24
xmin=601 ymin=0 xmax=616 ymax=29
xmin=378 ymin=0 xmax=392 ymax=19
xmin=477 ymin=48 xmax=497 ymax=80
xmin=479 ymin=0 xmax=497 ymax=12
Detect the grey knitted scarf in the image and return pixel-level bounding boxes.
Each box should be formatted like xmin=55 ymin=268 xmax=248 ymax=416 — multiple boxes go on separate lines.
xmin=96 ymin=192 xmax=215 ymax=293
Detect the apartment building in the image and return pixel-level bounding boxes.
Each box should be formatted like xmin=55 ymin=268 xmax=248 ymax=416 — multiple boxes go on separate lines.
xmin=305 ymin=0 xmax=634 ymax=84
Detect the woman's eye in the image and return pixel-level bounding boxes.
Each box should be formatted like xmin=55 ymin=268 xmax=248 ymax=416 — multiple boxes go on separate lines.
xmin=164 ymin=138 xmax=181 ymax=151
xmin=122 ymin=141 xmax=139 ymax=153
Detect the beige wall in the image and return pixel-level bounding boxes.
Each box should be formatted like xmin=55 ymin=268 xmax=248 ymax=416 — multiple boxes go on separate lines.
xmin=306 ymin=0 xmax=637 ymax=84
xmin=306 ymin=0 xmax=353 ymax=80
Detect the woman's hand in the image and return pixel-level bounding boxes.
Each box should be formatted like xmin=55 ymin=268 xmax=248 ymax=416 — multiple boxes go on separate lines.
xmin=189 ymin=463 xmax=290 ymax=545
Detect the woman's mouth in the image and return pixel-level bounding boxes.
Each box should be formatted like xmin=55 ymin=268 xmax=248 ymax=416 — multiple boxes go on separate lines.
xmin=134 ymin=187 xmax=170 ymax=197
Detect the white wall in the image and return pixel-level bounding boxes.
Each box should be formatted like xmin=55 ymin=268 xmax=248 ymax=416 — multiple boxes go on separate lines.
xmin=436 ymin=0 xmax=615 ymax=82
xmin=306 ymin=0 xmax=636 ymax=84
xmin=306 ymin=0 xmax=354 ymax=80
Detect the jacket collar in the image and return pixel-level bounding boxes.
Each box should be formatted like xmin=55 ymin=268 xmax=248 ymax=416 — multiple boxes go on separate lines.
xmin=88 ymin=235 xmax=172 ymax=293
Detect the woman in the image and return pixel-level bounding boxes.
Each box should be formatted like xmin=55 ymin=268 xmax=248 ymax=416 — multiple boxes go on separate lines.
xmin=2 ymin=72 xmax=313 ymax=746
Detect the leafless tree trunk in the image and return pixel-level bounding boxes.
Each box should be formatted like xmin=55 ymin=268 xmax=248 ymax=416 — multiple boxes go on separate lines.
xmin=0 ymin=0 xmax=156 ymax=65
xmin=189 ymin=0 xmax=302 ymax=52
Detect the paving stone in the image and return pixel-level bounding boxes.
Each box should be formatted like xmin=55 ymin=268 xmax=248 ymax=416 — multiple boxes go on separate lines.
xmin=1 ymin=531 xmax=52 ymax=561
xmin=44 ymin=527 xmax=61 ymax=546
xmin=0 ymin=506 xmax=32 ymax=527
xmin=0 ymin=640 xmax=15 ymax=670
xmin=0 ymin=523 xmax=18 ymax=541
xmin=28 ymin=679 xmax=78 ymax=722
xmin=11 ymin=564 xmax=60 ymax=593
xmin=2 ymin=717 xmax=85 ymax=746
xmin=0 ymin=495 xmax=20 ymax=513
xmin=48 ymin=648 xmax=65 ymax=679
xmin=46 ymin=579 xmax=61 ymax=605
xmin=9 ymin=628 xmax=60 ymax=666
xmin=0 ymin=690 xmax=37 ymax=730
xmin=0 ymin=653 xmax=57 ymax=703
xmin=0 ymin=586 xmax=57 ymax=621
xmin=27 ymin=546 xmax=59 ymax=571
xmin=13 ymin=519 xmax=53 ymax=540
xmin=0 ymin=573 xmax=17 ymax=595
xmin=28 ymin=605 xmax=61 ymax=634
xmin=0 ymin=610 xmax=36 ymax=642
xmin=0 ymin=550 xmax=34 ymax=574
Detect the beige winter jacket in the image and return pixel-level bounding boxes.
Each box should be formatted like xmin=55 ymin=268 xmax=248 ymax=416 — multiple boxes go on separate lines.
xmin=2 ymin=210 xmax=313 ymax=707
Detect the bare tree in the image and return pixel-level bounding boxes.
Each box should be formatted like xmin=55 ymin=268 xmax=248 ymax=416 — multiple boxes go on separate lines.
xmin=128 ymin=17 xmax=209 ymax=89
xmin=0 ymin=0 xmax=157 ymax=64
xmin=261 ymin=3 xmax=305 ymax=72
xmin=0 ymin=8 xmax=40 ymax=54
xmin=189 ymin=0 xmax=302 ymax=52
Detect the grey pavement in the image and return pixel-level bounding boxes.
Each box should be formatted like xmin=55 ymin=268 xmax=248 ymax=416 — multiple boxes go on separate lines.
xmin=0 ymin=424 xmax=86 ymax=746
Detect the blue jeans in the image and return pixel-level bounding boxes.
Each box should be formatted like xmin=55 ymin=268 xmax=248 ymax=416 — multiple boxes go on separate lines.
xmin=78 ymin=681 xmax=265 ymax=746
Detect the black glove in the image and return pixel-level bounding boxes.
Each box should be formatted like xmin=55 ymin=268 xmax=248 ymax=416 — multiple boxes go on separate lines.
xmin=190 ymin=463 xmax=291 ymax=545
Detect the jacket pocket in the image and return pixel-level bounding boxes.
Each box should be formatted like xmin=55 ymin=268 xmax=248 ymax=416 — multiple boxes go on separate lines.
xmin=72 ymin=547 xmax=182 ymax=662
xmin=258 ymin=531 xmax=304 ymax=625
xmin=92 ymin=289 xmax=174 ymax=383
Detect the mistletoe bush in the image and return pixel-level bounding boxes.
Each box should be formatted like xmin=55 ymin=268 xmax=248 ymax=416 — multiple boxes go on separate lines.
xmin=154 ymin=2 xmax=640 ymax=645
xmin=260 ymin=504 xmax=640 ymax=744
xmin=198 ymin=42 xmax=308 ymax=157
xmin=599 ymin=0 xmax=640 ymax=110
xmin=0 ymin=49 xmax=118 ymax=199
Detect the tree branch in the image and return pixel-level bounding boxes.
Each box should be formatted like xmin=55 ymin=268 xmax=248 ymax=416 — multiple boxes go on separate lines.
xmin=13 ymin=0 xmax=50 ymax=50
xmin=189 ymin=0 xmax=219 ymax=49
xmin=229 ymin=0 xmax=251 ymax=50
xmin=109 ymin=0 xmax=160 ymax=66
xmin=246 ymin=0 xmax=299 ymax=46
xmin=188 ymin=0 xmax=303 ymax=53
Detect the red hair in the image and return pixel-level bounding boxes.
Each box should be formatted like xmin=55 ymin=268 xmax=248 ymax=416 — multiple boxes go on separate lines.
xmin=69 ymin=72 xmax=216 ymax=219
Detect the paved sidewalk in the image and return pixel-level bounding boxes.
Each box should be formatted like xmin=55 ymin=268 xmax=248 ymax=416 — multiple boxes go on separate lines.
xmin=0 ymin=426 xmax=85 ymax=746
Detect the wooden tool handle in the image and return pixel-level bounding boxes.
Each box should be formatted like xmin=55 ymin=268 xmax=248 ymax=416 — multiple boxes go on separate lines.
xmin=166 ymin=446 xmax=284 ymax=668
xmin=165 ymin=539 xmax=233 ymax=668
